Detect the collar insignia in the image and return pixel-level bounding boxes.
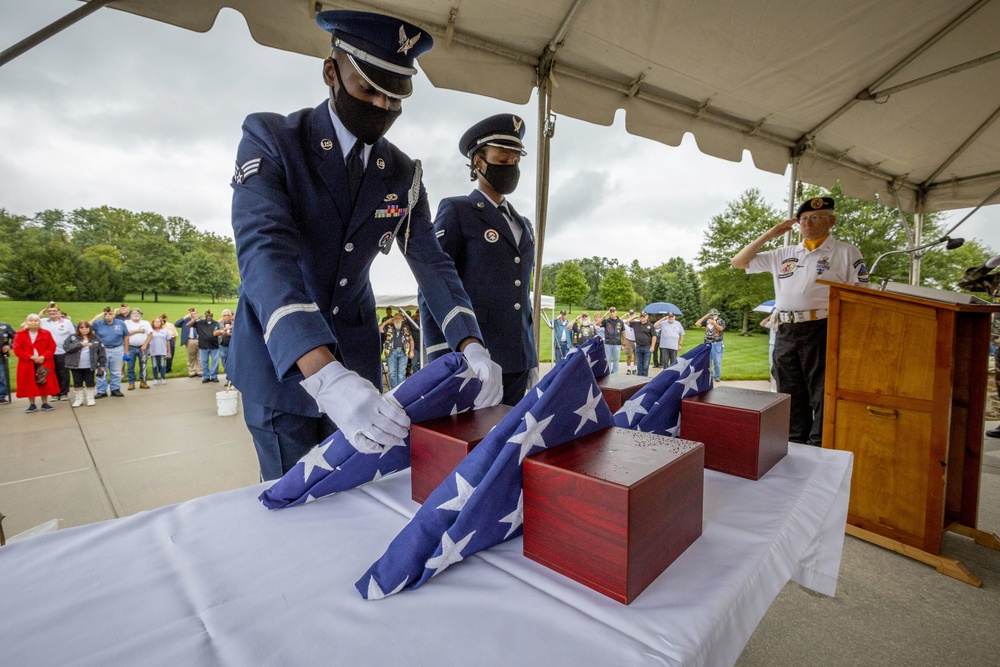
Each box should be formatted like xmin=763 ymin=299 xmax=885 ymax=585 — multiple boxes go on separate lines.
xmin=398 ymin=26 xmax=420 ymax=55
xmin=376 ymin=157 xmax=386 ymax=170
xmin=320 ymin=138 xmax=333 ymax=151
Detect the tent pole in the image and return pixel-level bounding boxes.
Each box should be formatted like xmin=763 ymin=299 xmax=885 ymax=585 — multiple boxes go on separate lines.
xmin=783 ymin=156 xmax=800 ymax=247
xmin=531 ymin=76 xmax=553 ymax=359
xmin=0 ymin=0 xmax=115 ymax=69
xmin=911 ymin=197 xmax=924 ymax=285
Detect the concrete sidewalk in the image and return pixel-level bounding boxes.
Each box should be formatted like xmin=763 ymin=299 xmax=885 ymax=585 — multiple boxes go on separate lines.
xmin=1 ymin=372 xmax=998 ymax=664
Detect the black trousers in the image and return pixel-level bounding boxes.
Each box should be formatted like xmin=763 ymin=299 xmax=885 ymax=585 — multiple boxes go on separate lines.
xmin=773 ymin=319 xmax=828 ymax=446
xmin=54 ymin=353 xmax=70 ymax=396
xmin=243 ymin=399 xmax=338 ymax=481
xmin=501 ymin=370 xmax=531 ymax=407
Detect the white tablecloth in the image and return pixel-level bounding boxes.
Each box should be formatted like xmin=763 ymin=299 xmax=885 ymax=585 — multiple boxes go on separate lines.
xmin=0 ymin=444 xmax=852 ymax=667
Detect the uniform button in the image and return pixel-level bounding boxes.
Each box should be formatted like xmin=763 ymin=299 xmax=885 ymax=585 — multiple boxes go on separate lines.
xmin=514 ymin=257 xmax=521 ymax=263
xmin=339 ymin=278 xmax=348 ymax=286
xmin=514 ymin=279 xmax=521 ymax=287
xmin=332 ymin=306 xmax=339 ymax=315
xmin=344 ymin=243 xmax=354 ymax=252
xmin=515 ymin=303 xmax=521 ymax=310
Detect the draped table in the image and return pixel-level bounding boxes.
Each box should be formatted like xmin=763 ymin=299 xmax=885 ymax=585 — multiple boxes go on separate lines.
xmin=0 ymin=444 xmax=852 ymax=667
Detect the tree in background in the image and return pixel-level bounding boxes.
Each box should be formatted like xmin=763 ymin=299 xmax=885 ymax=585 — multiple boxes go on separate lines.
xmin=626 ymin=259 xmax=648 ymax=302
xmin=78 ymin=245 xmax=126 ymax=302
xmin=599 ymin=267 xmax=635 ymax=310
xmin=122 ymin=230 xmax=182 ymax=302
xmin=554 ymin=261 xmax=589 ymax=311
xmin=697 ymin=188 xmax=782 ymax=335
xmin=180 ymin=248 xmax=238 ymax=303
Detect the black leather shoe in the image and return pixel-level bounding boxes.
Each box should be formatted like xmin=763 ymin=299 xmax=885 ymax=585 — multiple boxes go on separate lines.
xmin=110 ymin=390 xmax=125 ymax=397
xmin=94 ymin=393 xmax=107 ymax=399
xmin=986 ymin=427 xmax=1000 ymax=438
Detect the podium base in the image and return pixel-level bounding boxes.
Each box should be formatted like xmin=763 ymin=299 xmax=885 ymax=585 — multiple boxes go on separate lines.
xmin=846 ymin=524 xmax=984 ymax=587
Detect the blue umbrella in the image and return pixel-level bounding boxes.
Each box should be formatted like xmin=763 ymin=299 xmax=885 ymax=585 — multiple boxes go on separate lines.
xmin=643 ymin=302 xmax=682 ymax=316
xmin=753 ymin=299 xmax=776 ymax=314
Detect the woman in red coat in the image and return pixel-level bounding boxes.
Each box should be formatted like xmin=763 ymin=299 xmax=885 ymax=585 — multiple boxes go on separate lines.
xmin=12 ymin=314 xmax=60 ymax=413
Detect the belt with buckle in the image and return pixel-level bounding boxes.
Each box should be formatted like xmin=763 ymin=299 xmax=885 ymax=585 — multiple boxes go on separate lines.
xmin=776 ymin=309 xmax=828 ymax=324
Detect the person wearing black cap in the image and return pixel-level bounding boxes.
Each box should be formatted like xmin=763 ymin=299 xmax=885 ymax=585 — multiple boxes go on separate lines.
xmin=420 ymin=114 xmax=538 ymax=406
xmin=229 ymin=10 xmax=502 ymax=480
xmin=731 ymin=196 xmax=869 ymax=445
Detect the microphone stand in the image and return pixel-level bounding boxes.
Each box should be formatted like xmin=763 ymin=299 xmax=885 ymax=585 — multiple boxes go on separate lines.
xmin=869 ymin=236 xmax=964 ymax=291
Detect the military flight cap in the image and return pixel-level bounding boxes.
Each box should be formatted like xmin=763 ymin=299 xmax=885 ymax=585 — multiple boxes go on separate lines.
xmin=316 ymin=10 xmax=433 ymax=99
xmin=796 ymin=196 xmax=836 ymax=218
xmin=459 ymin=114 xmax=528 ymax=158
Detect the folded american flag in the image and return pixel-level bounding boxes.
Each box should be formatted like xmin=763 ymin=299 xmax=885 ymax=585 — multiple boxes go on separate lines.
xmin=356 ymin=344 xmax=615 ymax=599
xmin=613 ymin=342 xmax=713 ymax=435
xmin=259 ymin=353 xmax=482 ymax=509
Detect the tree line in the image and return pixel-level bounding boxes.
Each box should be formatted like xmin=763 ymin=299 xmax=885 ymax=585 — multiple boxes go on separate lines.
xmin=543 ymin=185 xmax=992 ymax=334
xmin=0 ymin=206 xmax=239 ymax=303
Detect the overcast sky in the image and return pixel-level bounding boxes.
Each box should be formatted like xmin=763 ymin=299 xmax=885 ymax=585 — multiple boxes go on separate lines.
xmin=3 ymin=1 xmax=998 ymax=295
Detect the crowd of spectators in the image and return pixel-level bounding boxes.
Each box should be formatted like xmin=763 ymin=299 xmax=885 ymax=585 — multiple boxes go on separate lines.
xmin=1 ymin=302 xmax=239 ymax=413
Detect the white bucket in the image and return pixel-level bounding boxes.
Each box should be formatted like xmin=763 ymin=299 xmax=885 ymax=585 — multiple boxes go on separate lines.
xmin=216 ymin=390 xmax=239 ymax=417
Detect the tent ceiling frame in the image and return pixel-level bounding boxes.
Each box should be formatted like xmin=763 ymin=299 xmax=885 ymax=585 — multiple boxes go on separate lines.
xmin=804 ymin=0 xmax=992 ymax=138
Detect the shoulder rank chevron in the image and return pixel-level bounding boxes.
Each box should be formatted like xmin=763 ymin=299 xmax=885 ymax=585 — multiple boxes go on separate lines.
xmin=234 ymin=158 xmax=262 ymax=184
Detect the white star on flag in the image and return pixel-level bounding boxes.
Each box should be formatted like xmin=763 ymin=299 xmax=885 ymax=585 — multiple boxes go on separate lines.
xmin=510 ymin=412 xmax=555 ymax=463
xmin=436 ymin=473 xmax=476 ymax=512
xmin=299 ymin=441 xmax=334 ymax=482
xmin=455 ymin=364 xmax=478 ymax=392
xmin=499 ymin=492 xmax=523 ymax=539
xmin=426 ymin=530 xmax=476 ymax=575
xmin=366 ymin=575 xmax=408 ymax=600
xmin=677 ymin=367 xmax=705 ymax=396
xmin=573 ymin=386 xmax=604 ymax=434
xmin=619 ymin=394 xmax=648 ymax=426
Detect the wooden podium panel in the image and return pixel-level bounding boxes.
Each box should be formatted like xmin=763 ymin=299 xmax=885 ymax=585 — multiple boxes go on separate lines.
xmin=822 ymin=280 xmax=1000 ymax=584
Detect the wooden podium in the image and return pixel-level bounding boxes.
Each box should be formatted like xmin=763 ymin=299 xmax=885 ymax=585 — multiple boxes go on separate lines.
xmin=822 ymin=280 xmax=1000 ymax=586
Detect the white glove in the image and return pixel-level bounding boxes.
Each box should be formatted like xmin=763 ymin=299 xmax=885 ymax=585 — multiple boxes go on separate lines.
xmin=463 ymin=342 xmax=503 ymax=408
xmin=300 ymin=361 xmax=410 ymax=454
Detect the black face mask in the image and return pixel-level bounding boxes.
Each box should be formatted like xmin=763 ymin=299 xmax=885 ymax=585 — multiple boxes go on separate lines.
xmin=478 ymin=161 xmax=520 ymax=195
xmin=332 ymin=60 xmax=401 ymax=145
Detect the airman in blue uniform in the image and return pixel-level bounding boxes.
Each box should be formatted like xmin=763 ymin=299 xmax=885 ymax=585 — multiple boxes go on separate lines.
xmin=420 ymin=114 xmax=538 ymax=406
xmin=229 ymin=10 xmax=502 ymax=480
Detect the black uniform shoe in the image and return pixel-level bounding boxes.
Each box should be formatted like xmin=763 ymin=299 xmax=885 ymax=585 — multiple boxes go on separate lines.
xmin=986 ymin=427 xmax=1000 ymax=438
xmin=110 ymin=390 xmax=125 ymax=397
xmin=94 ymin=393 xmax=107 ymax=399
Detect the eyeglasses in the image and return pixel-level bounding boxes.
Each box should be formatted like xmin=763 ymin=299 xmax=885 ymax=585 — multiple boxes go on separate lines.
xmin=799 ymin=213 xmax=832 ymax=223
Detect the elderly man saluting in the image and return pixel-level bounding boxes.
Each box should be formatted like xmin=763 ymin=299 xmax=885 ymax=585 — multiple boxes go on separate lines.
xmin=731 ymin=196 xmax=868 ymax=446
xmin=229 ymin=10 xmax=502 ymax=481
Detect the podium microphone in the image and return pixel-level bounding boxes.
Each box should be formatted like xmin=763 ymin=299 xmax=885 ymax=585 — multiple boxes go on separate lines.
xmin=869 ymin=236 xmax=964 ymax=279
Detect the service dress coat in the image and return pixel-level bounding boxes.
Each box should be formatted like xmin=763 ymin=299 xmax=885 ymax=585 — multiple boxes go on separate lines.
xmin=229 ymin=101 xmax=482 ymax=416
xmin=420 ymin=189 xmax=537 ymax=374
xmin=12 ymin=328 xmax=60 ymax=398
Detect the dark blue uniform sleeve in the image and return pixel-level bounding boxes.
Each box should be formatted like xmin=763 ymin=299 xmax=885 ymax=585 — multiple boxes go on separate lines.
xmin=231 ymin=115 xmax=338 ymax=380
xmin=404 ymin=192 xmax=481 ymax=359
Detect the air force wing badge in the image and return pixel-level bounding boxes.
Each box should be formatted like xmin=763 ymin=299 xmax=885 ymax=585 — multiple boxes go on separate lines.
xmin=234 ymin=158 xmax=262 ymax=185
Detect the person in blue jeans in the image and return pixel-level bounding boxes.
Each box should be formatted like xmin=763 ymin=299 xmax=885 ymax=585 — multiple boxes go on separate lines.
xmin=550 ymin=311 xmax=571 ymax=363
xmin=195 ymin=311 xmax=222 ymax=383
xmin=381 ymin=312 xmax=412 ymax=389
xmin=124 ymin=309 xmax=152 ymax=390
xmin=696 ymin=309 xmax=726 ymax=380
xmin=89 ymin=308 xmax=128 ymax=397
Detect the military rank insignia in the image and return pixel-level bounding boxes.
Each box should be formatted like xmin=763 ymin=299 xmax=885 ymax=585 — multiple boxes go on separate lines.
xmin=484 ymin=229 xmax=499 ymax=243
xmin=234 ymin=158 xmax=262 ymax=184
xmin=375 ymin=205 xmax=408 ymax=219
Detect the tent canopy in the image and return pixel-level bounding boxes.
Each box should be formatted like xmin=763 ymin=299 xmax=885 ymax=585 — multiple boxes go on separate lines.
xmin=90 ymin=0 xmax=1000 ymax=214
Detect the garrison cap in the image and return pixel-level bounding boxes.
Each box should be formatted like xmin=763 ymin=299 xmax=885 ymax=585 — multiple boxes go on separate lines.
xmin=796 ymin=196 xmax=836 ymax=218
xmin=460 ymin=114 xmax=528 ymax=158
xmin=316 ymin=10 xmax=433 ymax=99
